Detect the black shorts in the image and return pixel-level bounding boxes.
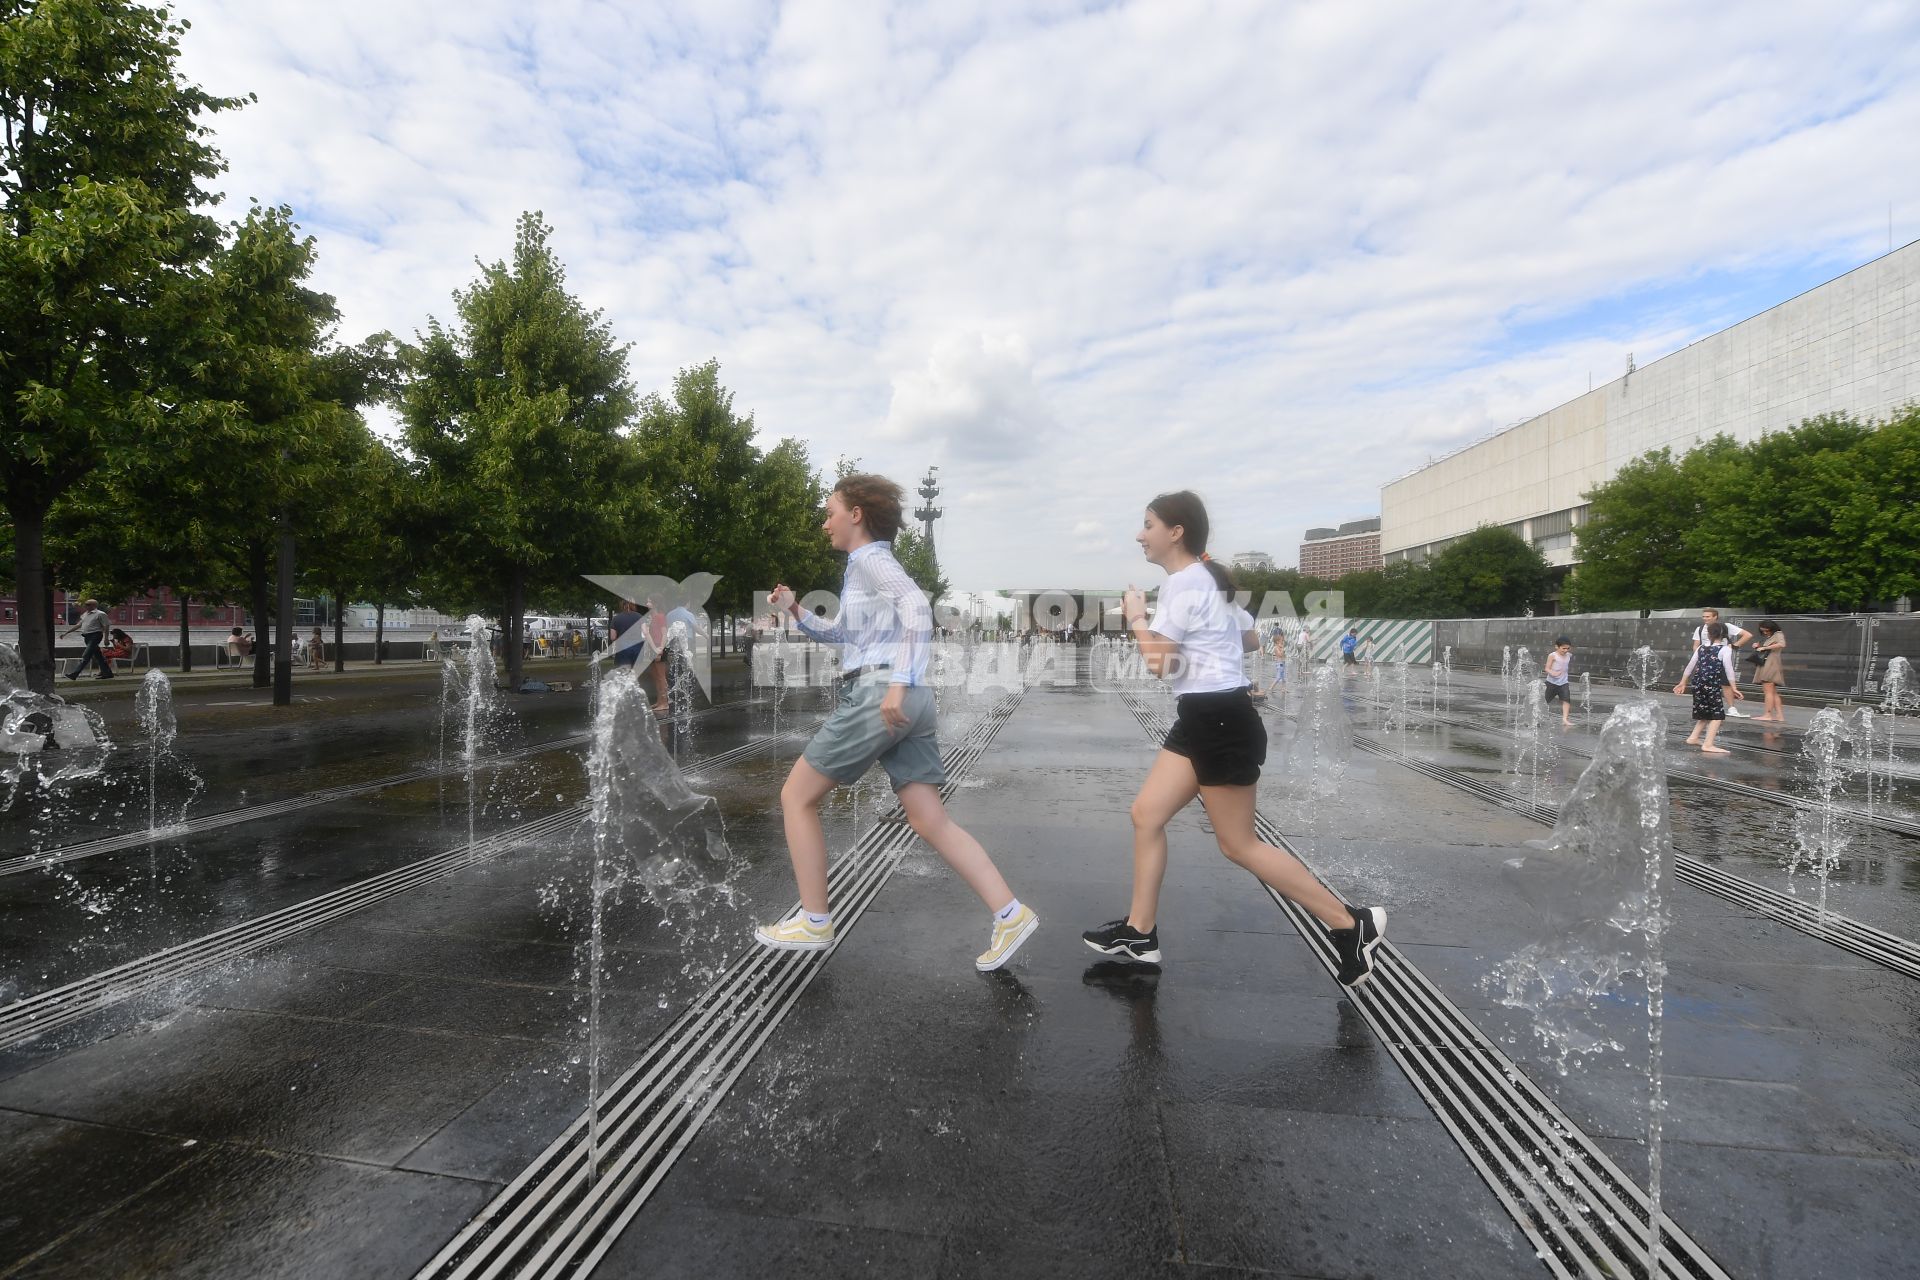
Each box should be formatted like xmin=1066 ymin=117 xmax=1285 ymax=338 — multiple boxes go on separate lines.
xmin=1543 ymin=681 xmax=1569 ymax=703
xmin=1162 ymin=687 xmax=1267 ymax=787
xmin=1342 ymin=652 xmax=1358 ymax=665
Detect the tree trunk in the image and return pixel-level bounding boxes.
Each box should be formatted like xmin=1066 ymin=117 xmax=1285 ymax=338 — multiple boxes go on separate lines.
xmin=504 ymin=567 xmax=526 ymax=691
xmin=8 ymin=500 xmax=55 ymax=693
xmin=42 ymin=577 xmax=56 ymax=672
xmin=333 ymin=582 xmax=346 ymax=673
xmin=178 ymin=592 xmax=192 ymax=673
xmin=375 ymin=602 xmax=386 ymax=664
xmin=249 ymin=540 xmax=273 ymax=688
xmin=274 ymin=515 xmax=295 ymax=707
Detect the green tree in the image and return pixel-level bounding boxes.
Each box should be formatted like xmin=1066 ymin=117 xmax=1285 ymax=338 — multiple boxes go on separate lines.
xmin=631 ymin=359 xmax=761 ymax=613
xmin=1 ymin=0 xmax=246 ymax=690
xmin=1851 ymin=405 xmax=1920 ymax=604
xmin=893 ymin=527 xmax=948 ymax=605
xmin=1688 ymin=415 xmax=1879 ymax=611
xmin=1568 ymin=445 xmax=1716 ymax=611
xmin=1427 ymin=526 xmax=1550 ymax=617
xmin=399 ymin=211 xmax=637 ymax=690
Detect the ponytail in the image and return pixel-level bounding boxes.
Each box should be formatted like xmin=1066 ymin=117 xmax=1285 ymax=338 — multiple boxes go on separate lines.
xmin=1148 ymin=491 xmax=1236 ymax=599
xmin=1199 ymin=552 xmax=1237 ymax=599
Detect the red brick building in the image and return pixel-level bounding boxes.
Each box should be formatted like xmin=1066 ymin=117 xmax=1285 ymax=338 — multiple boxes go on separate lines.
xmin=1299 ymin=518 xmax=1383 ymax=580
xmin=0 ymin=588 xmax=246 ymax=633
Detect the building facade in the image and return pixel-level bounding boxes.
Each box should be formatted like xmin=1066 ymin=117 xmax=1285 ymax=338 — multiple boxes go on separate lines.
xmin=1299 ymin=518 xmax=1382 ymax=579
xmin=1231 ymin=550 xmax=1276 ymax=573
xmin=1381 ymin=241 xmax=1920 ymax=569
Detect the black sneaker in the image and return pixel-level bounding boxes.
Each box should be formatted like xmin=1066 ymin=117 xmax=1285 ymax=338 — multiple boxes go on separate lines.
xmin=1082 ymin=918 xmax=1161 ymax=964
xmin=1332 ymin=906 xmax=1386 ymax=989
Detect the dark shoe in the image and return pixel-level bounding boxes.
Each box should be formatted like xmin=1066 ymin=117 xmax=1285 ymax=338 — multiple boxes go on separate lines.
xmin=1332 ymin=906 xmax=1386 ymax=989
xmin=1081 ymin=918 xmax=1161 ymax=964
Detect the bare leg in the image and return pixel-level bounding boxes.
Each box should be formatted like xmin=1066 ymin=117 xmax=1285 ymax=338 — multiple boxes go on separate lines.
xmin=779 ymin=757 xmax=840 ymax=914
xmin=1127 ymin=750 xmax=1202 ymax=931
xmin=1701 ymin=719 xmax=1728 ymax=754
xmin=896 ymin=782 xmax=1015 ymax=912
xmin=1199 ymin=784 xmax=1357 ymax=929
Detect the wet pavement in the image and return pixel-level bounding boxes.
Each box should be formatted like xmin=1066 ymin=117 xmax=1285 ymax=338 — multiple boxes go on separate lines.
xmin=0 ymin=654 xmax=1915 ymax=1277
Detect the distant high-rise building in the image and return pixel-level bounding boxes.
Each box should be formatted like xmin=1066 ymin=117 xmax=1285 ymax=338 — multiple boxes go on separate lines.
xmin=1299 ymin=518 xmax=1382 ymax=579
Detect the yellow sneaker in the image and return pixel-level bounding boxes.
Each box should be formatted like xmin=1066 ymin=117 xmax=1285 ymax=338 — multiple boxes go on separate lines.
xmin=754 ymin=914 xmax=834 ymax=951
xmin=976 ymin=905 xmax=1039 ymax=972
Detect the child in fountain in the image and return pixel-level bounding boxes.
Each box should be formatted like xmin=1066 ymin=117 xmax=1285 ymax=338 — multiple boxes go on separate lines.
xmin=1542 ymin=638 xmax=1573 ymax=727
xmin=1675 ymin=621 xmax=1741 ymax=754
xmin=754 ymin=473 xmax=1038 ymax=971
xmin=1081 ymin=490 xmax=1386 ymax=988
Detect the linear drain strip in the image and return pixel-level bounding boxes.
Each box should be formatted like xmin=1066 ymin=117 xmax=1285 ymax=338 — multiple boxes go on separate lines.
xmin=1372 ymin=696 xmax=1920 ymax=840
xmin=0 ymin=719 xmax=819 ymax=1053
xmin=6 ymin=696 xmax=780 ymax=878
xmin=1118 ymin=694 xmax=1730 ymax=1280
xmin=1354 ymin=734 xmax=1920 ymax=982
xmin=417 ymin=693 xmax=1024 ymax=1280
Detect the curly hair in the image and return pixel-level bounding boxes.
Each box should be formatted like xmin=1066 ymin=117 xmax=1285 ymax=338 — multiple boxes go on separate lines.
xmin=832 ymin=473 xmax=906 ymax=541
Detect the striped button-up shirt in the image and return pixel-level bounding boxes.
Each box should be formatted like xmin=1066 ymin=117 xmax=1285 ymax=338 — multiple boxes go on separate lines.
xmin=792 ymin=541 xmax=931 ymax=685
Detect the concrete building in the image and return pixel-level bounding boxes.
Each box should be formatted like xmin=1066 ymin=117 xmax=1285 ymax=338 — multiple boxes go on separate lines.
xmin=1381 ymin=242 xmax=1920 ymax=572
xmin=1231 ymin=550 xmax=1276 ymax=573
xmin=1299 ymin=519 xmax=1383 ymax=579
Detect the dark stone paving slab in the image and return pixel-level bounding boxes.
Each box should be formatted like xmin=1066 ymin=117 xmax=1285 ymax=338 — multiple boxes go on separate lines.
xmin=632 ymin=684 xmax=1542 ymax=1277
xmin=4 ymin=669 xmax=1915 ymax=1277
xmin=8 ymin=1145 xmax=496 ymax=1280
xmin=1280 ymin=711 xmax=1920 ymax=1278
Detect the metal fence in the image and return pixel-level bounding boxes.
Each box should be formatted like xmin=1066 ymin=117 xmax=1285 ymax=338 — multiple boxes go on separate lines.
xmin=1434 ymin=612 xmax=1912 ymax=697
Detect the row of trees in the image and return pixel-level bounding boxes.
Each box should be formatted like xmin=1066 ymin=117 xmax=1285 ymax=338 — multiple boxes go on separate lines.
xmin=1235 ymin=525 xmax=1553 ymax=621
xmin=1569 ymin=408 xmax=1920 ymax=613
xmin=2 ymin=1 xmax=873 ymax=696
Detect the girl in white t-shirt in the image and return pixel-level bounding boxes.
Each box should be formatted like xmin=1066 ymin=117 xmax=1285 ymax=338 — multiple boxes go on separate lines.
xmin=1081 ymin=490 xmax=1387 ymax=988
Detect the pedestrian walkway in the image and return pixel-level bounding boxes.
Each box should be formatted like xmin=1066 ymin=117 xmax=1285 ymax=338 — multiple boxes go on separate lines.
xmin=590 ymin=682 xmax=1539 ymax=1277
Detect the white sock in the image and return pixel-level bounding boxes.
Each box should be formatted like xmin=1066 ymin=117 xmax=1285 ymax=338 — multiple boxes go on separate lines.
xmin=803 ymin=910 xmax=831 ymax=927
xmin=994 ymin=898 xmax=1022 ymax=922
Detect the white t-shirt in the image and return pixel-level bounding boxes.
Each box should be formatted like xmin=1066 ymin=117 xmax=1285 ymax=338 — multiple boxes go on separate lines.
xmin=1147 ymin=563 xmax=1255 ymax=695
xmin=1545 ymin=651 xmax=1571 ymax=685
xmin=1693 ymin=623 xmax=1748 ymax=649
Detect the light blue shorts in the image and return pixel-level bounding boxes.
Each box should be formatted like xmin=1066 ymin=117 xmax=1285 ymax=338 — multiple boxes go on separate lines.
xmin=802 ymin=679 xmax=947 ymax=790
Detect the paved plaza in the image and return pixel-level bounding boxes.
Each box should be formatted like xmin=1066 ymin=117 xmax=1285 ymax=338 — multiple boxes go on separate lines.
xmin=1 ymin=652 xmax=1916 ymax=1278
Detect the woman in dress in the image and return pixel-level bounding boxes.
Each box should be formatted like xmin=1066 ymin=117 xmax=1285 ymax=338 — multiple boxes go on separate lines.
xmin=1675 ymin=620 xmax=1742 ymax=754
xmin=1751 ymin=620 xmax=1788 ymax=722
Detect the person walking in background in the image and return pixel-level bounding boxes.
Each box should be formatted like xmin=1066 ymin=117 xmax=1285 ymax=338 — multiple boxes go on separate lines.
xmin=59 ymin=599 xmax=113 ymax=680
xmin=308 ymin=626 xmax=325 ymax=670
xmin=1359 ymin=633 xmax=1376 ymax=677
xmin=1542 ymin=637 xmax=1573 ymax=727
xmin=1250 ymin=626 xmax=1286 ymax=700
xmin=1339 ymin=627 xmax=1360 ymax=675
xmin=1676 ymin=621 xmax=1741 ymax=754
xmin=1751 ymin=620 xmax=1788 ymax=722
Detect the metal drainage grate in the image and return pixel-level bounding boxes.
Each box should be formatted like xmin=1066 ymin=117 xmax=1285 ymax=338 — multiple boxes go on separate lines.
xmin=1119 ymin=692 xmax=1731 ymax=1280
xmin=1370 ymin=696 xmax=1920 ymax=840
xmin=0 ymin=719 xmax=817 ymax=1053
xmin=416 ymin=693 xmax=1024 ymax=1280
xmin=1354 ymin=732 xmax=1920 ymax=982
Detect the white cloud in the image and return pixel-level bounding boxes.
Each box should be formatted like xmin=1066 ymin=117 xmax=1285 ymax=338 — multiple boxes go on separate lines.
xmin=170 ymin=0 xmax=1920 ymax=588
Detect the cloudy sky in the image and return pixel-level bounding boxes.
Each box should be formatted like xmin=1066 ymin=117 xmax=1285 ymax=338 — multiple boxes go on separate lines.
xmin=173 ymin=0 xmax=1920 ymax=591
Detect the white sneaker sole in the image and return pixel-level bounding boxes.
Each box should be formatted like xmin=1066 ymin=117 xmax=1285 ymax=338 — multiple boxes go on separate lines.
xmin=753 ymin=928 xmax=832 ymax=952
xmin=1082 ymin=937 xmax=1162 ymax=964
xmin=977 ymin=914 xmax=1039 ymax=971
xmin=1339 ymin=907 xmax=1387 ymax=989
